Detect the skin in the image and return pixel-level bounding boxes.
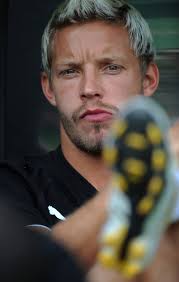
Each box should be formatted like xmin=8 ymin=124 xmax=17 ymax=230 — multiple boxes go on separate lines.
xmin=169 ymin=120 xmax=179 ymax=163
xmin=41 ymin=20 xmax=159 ymax=190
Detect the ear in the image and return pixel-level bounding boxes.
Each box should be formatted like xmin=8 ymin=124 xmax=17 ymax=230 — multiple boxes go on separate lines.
xmin=143 ymin=63 xmax=159 ymax=97
xmin=41 ymin=72 xmax=57 ymax=106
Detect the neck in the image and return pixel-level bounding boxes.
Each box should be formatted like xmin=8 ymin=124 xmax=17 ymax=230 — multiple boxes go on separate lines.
xmin=60 ymin=128 xmax=112 ymax=191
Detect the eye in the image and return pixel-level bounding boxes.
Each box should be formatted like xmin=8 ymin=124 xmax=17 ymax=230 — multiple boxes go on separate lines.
xmin=59 ymin=68 xmax=78 ymax=78
xmin=104 ymin=64 xmax=123 ymax=74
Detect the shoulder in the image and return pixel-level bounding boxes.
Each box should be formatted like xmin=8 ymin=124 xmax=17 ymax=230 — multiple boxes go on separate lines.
xmin=0 ymin=151 xmax=58 ymax=227
xmin=0 ymin=150 xmax=52 ymax=179
xmin=0 ymin=150 xmax=57 ymax=205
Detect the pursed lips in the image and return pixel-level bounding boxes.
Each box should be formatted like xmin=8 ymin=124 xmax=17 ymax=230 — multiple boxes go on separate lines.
xmin=80 ymin=109 xmax=113 ymax=122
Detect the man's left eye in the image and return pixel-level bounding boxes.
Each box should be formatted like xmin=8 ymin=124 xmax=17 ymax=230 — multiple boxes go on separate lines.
xmin=104 ymin=64 xmax=123 ymax=73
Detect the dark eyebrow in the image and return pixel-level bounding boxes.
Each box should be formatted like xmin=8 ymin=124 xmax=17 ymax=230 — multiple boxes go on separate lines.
xmin=96 ymin=56 xmax=126 ymax=63
xmin=55 ymin=56 xmax=126 ymax=68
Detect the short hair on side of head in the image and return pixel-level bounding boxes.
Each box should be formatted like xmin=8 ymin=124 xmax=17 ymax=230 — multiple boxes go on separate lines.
xmin=41 ymin=0 xmax=156 ymax=79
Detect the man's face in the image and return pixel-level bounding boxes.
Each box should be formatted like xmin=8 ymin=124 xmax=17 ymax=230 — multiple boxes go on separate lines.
xmin=42 ymin=21 xmax=158 ymax=155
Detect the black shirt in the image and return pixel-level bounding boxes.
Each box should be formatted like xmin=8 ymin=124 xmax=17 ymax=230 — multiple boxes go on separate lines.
xmin=0 ymin=147 xmax=97 ymax=228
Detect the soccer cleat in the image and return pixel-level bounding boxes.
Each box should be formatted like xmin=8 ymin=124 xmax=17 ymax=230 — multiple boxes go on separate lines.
xmin=98 ymin=96 xmax=177 ymax=279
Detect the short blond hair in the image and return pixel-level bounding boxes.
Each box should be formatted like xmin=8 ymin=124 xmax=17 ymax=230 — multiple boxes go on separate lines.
xmin=41 ymin=0 xmax=155 ymax=78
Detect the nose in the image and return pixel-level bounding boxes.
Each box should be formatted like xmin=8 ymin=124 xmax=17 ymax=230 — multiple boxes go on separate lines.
xmin=79 ymin=67 xmax=103 ymax=101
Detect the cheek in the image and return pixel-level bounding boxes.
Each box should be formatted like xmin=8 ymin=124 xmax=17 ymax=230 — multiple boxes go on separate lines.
xmin=55 ymin=95 xmax=74 ymax=116
xmin=103 ymin=75 xmax=142 ymax=104
xmin=55 ymin=93 xmax=83 ymax=121
xmin=124 ymin=72 xmax=142 ymax=94
xmin=52 ymin=81 xmax=80 ymax=114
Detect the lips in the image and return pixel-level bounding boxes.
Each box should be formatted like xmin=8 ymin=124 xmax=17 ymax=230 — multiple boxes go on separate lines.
xmin=80 ymin=109 xmax=113 ymax=122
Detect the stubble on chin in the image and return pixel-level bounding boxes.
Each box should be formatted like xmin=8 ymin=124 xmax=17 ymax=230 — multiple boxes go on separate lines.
xmin=59 ymin=102 xmax=118 ymax=155
xmin=60 ymin=112 xmax=110 ymax=155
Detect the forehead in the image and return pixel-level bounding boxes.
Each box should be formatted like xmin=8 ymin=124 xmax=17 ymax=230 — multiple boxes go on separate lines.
xmin=52 ymin=21 xmax=134 ymax=62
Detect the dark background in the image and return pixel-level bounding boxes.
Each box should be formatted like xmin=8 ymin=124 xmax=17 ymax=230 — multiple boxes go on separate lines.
xmin=0 ymin=0 xmax=179 ymax=160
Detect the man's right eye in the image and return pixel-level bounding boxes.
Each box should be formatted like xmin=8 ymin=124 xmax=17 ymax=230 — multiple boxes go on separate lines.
xmin=59 ymin=69 xmax=77 ymax=77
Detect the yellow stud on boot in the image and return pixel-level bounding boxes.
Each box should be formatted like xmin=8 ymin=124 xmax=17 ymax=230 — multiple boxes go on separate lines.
xmin=152 ymin=149 xmax=166 ymax=171
xmin=112 ymin=173 xmax=128 ymax=192
xmin=137 ymin=196 xmax=154 ymax=215
xmin=146 ymin=123 xmax=162 ymax=145
xmin=123 ymin=262 xmax=142 ymax=279
xmin=102 ymin=226 xmax=128 ymax=247
xmin=125 ymin=133 xmax=148 ymax=150
xmin=111 ymin=120 xmax=128 ymax=137
xmin=148 ymin=176 xmax=163 ymax=195
xmin=123 ymin=159 xmax=147 ymax=179
xmin=103 ymin=147 xmax=118 ymax=166
xmin=128 ymin=240 xmax=146 ymax=260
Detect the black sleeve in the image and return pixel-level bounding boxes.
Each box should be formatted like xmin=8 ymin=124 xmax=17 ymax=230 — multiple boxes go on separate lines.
xmin=0 ymin=161 xmax=52 ymax=227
